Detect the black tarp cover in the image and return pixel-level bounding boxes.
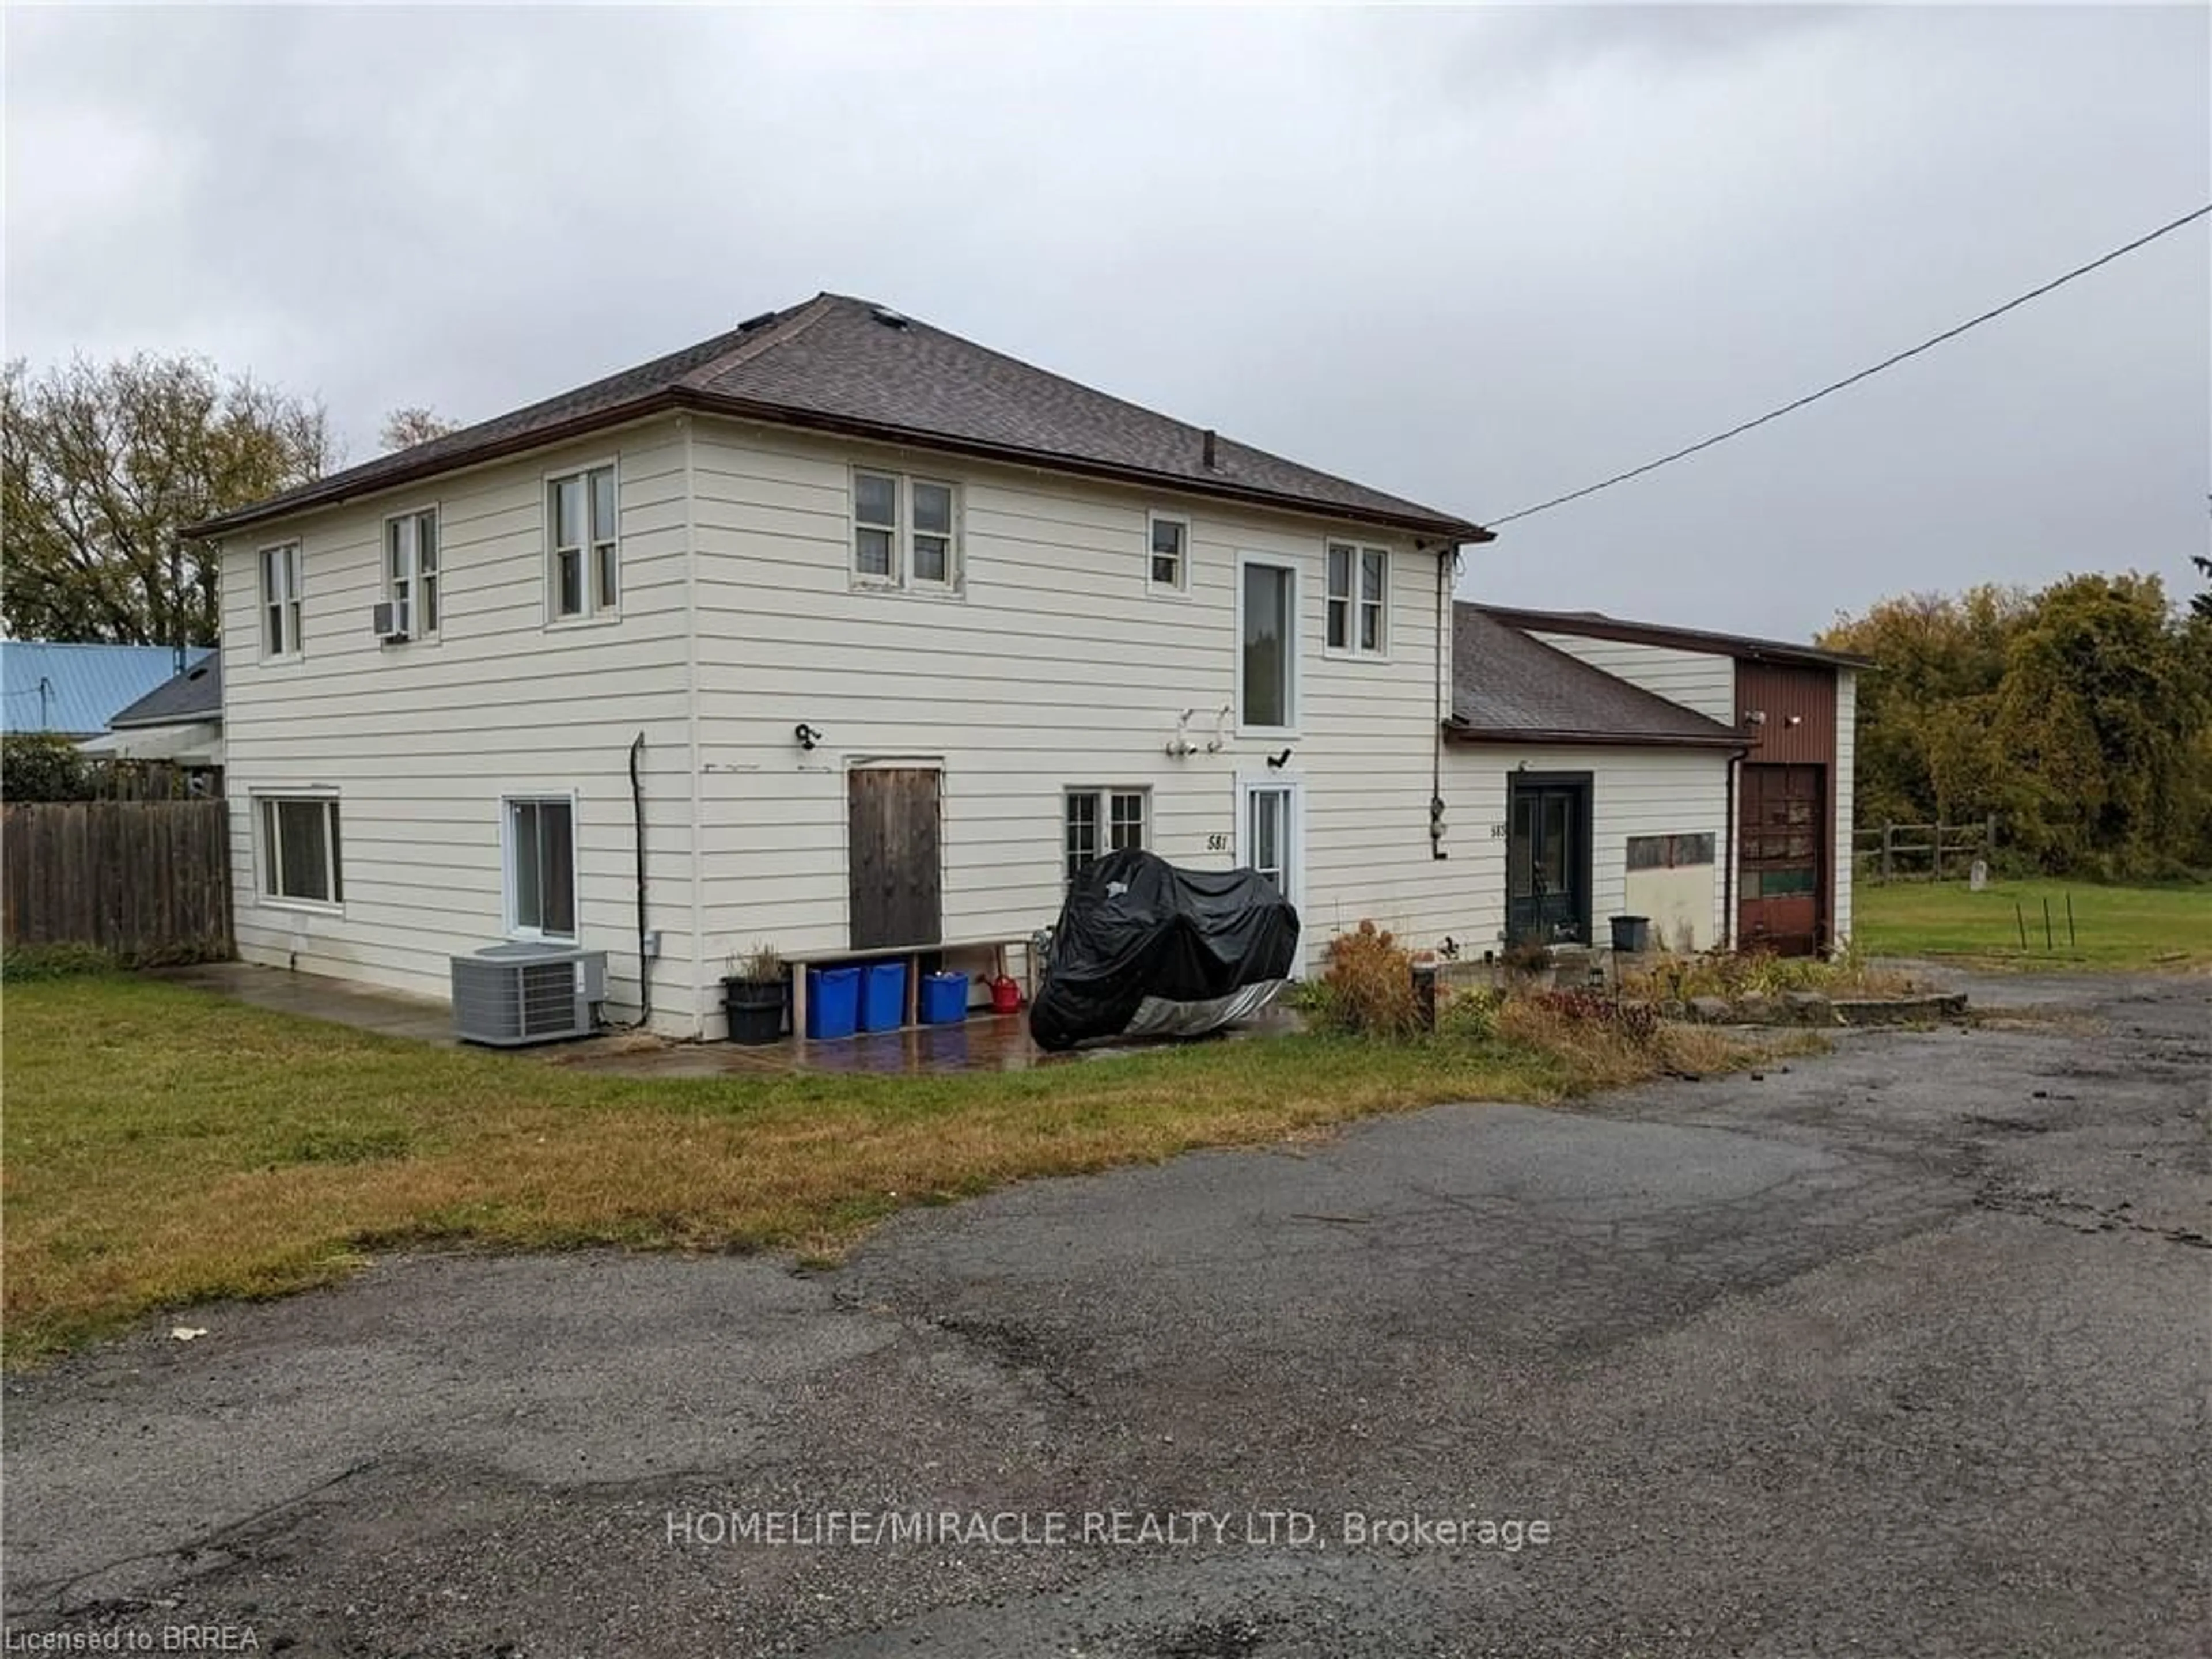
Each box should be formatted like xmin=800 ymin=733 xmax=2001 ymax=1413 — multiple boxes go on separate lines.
xmin=1029 ymin=849 xmax=1301 ymax=1050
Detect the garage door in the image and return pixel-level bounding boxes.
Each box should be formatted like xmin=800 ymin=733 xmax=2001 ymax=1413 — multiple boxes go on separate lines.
xmin=1738 ymin=764 xmax=1823 ymax=956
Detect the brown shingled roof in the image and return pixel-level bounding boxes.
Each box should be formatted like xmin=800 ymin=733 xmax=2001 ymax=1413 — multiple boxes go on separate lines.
xmin=187 ymin=294 xmax=1489 ymax=542
xmin=1449 ymin=607 xmax=1747 ymax=749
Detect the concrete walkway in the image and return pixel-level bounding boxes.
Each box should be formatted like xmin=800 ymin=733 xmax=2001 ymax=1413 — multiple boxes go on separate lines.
xmin=158 ymin=961 xmax=460 ymax=1045
xmin=154 ymin=961 xmax=1286 ymax=1076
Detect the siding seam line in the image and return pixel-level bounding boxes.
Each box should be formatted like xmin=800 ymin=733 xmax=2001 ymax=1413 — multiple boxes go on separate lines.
xmin=684 ymin=415 xmax=706 ymax=1037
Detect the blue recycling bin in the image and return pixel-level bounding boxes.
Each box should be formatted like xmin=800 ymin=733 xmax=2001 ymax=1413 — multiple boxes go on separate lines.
xmin=921 ymin=971 xmax=969 ymax=1025
xmin=805 ymin=966 xmax=861 ymax=1040
xmin=859 ymin=960 xmax=908 ymax=1032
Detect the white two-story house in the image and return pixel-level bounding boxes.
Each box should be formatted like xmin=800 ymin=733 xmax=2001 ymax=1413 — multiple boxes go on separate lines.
xmin=190 ymin=294 xmax=1510 ymax=1037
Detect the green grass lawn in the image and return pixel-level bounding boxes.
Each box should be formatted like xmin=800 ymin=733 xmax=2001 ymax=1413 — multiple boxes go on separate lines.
xmin=1855 ymin=877 xmax=2212 ymax=969
xmin=0 ymin=974 xmax=1788 ymax=1365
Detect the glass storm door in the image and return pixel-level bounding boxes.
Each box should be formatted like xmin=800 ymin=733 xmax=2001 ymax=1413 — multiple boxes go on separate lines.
xmin=1506 ymin=781 xmax=1588 ymax=945
xmin=1245 ymin=784 xmax=1294 ymax=896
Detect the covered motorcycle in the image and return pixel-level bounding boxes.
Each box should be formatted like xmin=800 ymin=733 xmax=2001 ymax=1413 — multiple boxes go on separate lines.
xmin=1029 ymin=849 xmax=1301 ymax=1051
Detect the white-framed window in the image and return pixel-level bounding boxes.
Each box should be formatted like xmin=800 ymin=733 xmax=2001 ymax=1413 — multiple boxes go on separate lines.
xmin=547 ymin=463 xmax=618 ymax=623
xmin=1237 ymin=555 xmax=1298 ymax=733
xmin=1064 ymin=787 xmax=1149 ymax=882
xmin=260 ymin=541 xmax=302 ymax=660
xmin=1147 ymin=513 xmax=1189 ymax=594
xmin=383 ymin=506 xmax=440 ymax=639
xmin=504 ymin=795 xmax=578 ymax=941
xmin=255 ymin=793 xmax=342 ymax=908
xmin=851 ymin=468 xmax=960 ymax=592
xmin=1325 ymin=541 xmax=1388 ymax=657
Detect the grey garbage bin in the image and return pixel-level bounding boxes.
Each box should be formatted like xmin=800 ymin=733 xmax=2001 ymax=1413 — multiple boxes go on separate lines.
xmin=1609 ymin=915 xmax=1652 ymax=953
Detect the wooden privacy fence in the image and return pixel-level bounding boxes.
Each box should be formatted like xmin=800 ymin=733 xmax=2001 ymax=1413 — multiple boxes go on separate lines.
xmin=1854 ymin=816 xmax=1999 ymax=882
xmin=2 ymin=799 xmax=233 ymax=962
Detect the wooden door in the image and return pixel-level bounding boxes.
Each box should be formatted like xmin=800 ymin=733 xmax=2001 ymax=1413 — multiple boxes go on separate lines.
xmin=848 ymin=767 xmax=942 ymax=950
xmin=1738 ymin=764 xmax=1823 ymax=956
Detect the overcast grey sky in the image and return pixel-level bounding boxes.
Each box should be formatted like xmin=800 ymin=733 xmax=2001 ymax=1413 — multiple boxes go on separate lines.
xmin=7 ymin=3 xmax=2207 ymax=637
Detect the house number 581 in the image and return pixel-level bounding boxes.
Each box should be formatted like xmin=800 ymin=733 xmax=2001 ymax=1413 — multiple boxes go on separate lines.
xmin=1206 ymin=834 xmax=1229 ymax=851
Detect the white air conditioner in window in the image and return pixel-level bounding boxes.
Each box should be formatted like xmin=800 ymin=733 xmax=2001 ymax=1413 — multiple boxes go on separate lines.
xmin=371 ymin=599 xmax=411 ymax=642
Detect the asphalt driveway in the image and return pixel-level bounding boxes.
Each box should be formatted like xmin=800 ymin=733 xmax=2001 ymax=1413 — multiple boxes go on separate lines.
xmin=5 ymin=971 xmax=2207 ymax=1657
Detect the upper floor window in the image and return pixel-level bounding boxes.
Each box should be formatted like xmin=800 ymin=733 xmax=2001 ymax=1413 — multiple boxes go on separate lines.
xmin=548 ymin=464 xmax=618 ymax=623
xmin=260 ymin=541 xmax=302 ymax=659
xmin=1065 ymin=787 xmax=1148 ymax=882
xmin=384 ymin=507 xmax=440 ymax=639
xmin=1239 ymin=558 xmax=1296 ymax=732
xmin=853 ymin=469 xmax=959 ymax=591
xmin=1147 ymin=513 xmax=1188 ymax=593
xmin=1326 ymin=542 xmax=1388 ymax=657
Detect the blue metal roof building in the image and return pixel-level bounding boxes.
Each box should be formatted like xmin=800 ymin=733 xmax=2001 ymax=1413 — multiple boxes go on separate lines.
xmin=1 ymin=642 xmax=217 ymax=738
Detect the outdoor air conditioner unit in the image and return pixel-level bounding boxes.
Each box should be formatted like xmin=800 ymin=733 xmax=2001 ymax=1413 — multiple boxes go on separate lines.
xmin=371 ymin=599 xmax=411 ymax=643
xmin=450 ymin=942 xmax=606 ymax=1046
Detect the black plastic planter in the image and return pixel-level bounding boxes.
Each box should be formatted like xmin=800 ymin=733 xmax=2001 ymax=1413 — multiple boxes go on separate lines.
xmin=1608 ymin=915 xmax=1652 ymax=954
xmin=722 ymin=978 xmax=787 ymax=1045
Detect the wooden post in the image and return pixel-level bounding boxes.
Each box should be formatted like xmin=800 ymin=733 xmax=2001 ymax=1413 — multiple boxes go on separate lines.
xmin=2041 ymin=897 xmax=2054 ymax=953
xmin=2066 ymin=891 xmax=2076 ymax=949
xmin=2015 ymin=902 xmax=2028 ymax=952
xmin=1881 ymin=823 xmax=1895 ymax=881
xmin=1933 ymin=819 xmax=1945 ymax=882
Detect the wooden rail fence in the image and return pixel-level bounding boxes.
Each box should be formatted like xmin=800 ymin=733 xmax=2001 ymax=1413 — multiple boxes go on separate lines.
xmin=1853 ymin=816 xmax=1999 ymax=883
xmin=2 ymin=799 xmax=233 ymax=962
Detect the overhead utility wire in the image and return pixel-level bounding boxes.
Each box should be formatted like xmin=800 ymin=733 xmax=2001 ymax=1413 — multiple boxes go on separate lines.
xmin=1484 ymin=203 xmax=2212 ymax=527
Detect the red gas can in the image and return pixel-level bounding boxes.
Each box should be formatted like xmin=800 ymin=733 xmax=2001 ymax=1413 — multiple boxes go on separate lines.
xmin=990 ymin=974 xmax=1023 ymax=1014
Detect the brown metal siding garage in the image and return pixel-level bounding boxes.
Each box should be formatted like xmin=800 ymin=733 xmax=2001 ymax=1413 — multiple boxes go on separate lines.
xmin=1735 ymin=662 xmax=1839 ymax=954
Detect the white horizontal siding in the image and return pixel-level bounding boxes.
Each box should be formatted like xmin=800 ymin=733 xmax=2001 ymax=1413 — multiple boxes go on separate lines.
xmin=220 ymin=419 xmax=699 ymax=1034
xmin=1442 ymin=744 xmax=1732 ymax=952
xmin=221 ymin=404 xmax=1751 ymax=1043
xmin=1527 ymin=633 xmax=1737 ymax=726
xmin=688 ymin=418 xmax=1473 ymax=983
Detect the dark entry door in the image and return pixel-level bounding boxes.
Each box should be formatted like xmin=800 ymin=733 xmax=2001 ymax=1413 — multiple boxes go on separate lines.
xmin=1506 ymin=777 xmax=1590 ymax=946
xmin=848 ymin=767 xmax=942 ymax=949
xmin=1738 ymin=764 xmax=1823 ymax=956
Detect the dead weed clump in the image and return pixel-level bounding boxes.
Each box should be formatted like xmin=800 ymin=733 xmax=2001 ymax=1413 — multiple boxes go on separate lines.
xmin=1623 ymin=945 xmax=1919 ymax=1003
xmin=1308 ymin=921 xmax=1425 ymax=1040
xmin=1491 ymin=987 xmax=1813 ymax=1090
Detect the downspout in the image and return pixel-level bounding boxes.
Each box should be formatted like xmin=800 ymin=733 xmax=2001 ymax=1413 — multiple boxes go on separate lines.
xmin=1429 ymin=543 xmax=1455 ymax=860
xmin=1722 ymin=747 xmax=1744 ymax=950
xmin=627 ymin=732 xmax=654 ymax=1027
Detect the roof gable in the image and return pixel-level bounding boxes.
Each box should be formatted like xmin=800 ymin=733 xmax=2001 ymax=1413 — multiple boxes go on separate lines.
xmin=108 ymin=651 xmax=224 ymax=729
xmin=188 ymin=295 xmax=1488 ymax=542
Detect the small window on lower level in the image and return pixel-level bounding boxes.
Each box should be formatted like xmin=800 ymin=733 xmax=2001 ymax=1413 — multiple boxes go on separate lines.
xmin=257 ymin=795 xmax=342 ymax=907
xmin=506 ymin=796 xmax=577 ymax=939
xmin=1064 ymin=787 xmax=1149 ymax=881
xmin=1627 ymin=832 xmax=1718 ymax=870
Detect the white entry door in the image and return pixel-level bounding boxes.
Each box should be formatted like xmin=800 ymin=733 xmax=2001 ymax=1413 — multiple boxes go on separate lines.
xmin=1237 ymin=776 xmax=1305 ymax=941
